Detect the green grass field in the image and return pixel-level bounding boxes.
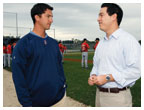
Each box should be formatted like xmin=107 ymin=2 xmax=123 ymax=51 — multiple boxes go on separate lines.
xmin=4 ymin=52 xmax=141 ymax=107
xmin=63 ymin=52 xmax=141 ymax=107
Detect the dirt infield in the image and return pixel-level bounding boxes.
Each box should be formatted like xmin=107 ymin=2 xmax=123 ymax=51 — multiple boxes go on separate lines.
xmin=64 ymin=58 xmax=93 ymax=63
xmin=3 ymin=69 xmax=21 ymax=107
xmin=3 ymin=69 xmax=88 ymax=107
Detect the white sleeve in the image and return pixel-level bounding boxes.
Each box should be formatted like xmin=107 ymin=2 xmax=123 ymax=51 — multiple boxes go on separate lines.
xmin=90 ymin=50 xmax=98 ymax=76
xmin=112 ymin=38 xmax=141 ymax=87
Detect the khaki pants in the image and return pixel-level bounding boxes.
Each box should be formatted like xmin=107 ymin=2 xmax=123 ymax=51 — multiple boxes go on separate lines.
xmin=96 ymin=88 xmax=132 ymax=107
xmin=52 ymin=93 xmax=66 ymax=107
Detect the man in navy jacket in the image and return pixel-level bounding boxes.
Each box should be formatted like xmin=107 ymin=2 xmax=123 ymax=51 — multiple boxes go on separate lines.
xmin=12 ymin=3 xmax=66 ymax=107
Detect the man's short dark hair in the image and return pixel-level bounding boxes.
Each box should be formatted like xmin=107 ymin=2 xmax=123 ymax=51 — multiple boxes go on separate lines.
xmin=31 ymin=3 xmax=53 ymax=24
xmin=82 ymin=38 xmax=87 ymax=43
xmin=96 ymin=38 xmax=100 ymax=41
xmin=84 ymin=38 xmax=87 ymax=41
xmin=101 ymin=3 xmax=123 ymax=26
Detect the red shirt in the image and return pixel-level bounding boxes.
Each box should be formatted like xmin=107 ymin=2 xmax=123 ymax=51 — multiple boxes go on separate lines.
xmin=3 ymin=46 xmax=7 ymax=54
xmin=59 ymin=43 xmax=64 ymax=53
xmin=7 ymin=44 xmax=12 ymax=54
xmin=81 ymin=42 xmax=90 ymax=52
xmin=94 ymin=42 xmax=99 ymax=50
xmin=64 ymin=46 xmax=67 ymax=50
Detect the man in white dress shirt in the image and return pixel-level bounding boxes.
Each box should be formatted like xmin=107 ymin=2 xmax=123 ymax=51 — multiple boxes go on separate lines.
xmin=88 ymin=3 xmax=141 ymax=107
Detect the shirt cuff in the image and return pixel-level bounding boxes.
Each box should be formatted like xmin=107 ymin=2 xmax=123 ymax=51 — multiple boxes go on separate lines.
xmin=90 ymin=71 xmax=97 ymax=76
xmin=112 ymin=71 xmax=126 ymax=87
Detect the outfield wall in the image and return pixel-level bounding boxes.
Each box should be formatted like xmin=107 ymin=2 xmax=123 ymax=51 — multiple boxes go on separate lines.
xmin=66 ymin=49 xmax=94 ymax=53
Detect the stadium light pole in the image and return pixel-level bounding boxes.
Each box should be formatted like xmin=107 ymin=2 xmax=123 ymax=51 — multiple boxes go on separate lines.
xmin=16 ymin=13 xmax=18 ymax=38
xmin=4 ymin=12 xmax=18 ymax=37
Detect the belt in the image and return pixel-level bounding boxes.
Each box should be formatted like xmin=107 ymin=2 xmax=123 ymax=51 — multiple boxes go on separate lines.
xmin=98 ymin=87 xmax=129 ymax=93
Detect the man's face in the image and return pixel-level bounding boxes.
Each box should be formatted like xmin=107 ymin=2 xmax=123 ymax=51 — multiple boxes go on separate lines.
xmin=97 ymin=7 xmax=113 ymax=32
xmin=37 ymin=9 xmax=53 ymax=30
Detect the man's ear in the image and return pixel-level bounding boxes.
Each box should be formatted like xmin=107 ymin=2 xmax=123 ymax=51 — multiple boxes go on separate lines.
xmin=112 ymin=13 xmax=117 ymax=21
xmin=34 ymin=15 xmax=40 ymax=22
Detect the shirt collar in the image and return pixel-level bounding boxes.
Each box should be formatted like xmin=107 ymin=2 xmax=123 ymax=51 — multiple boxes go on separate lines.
xmin=30 ymin=31 xmax=48 ymax=39
xmin=104 ymin=28 xmax=122 ymax=40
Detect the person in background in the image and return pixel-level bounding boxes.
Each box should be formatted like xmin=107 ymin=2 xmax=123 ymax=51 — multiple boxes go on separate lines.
xmin=63 ymin=45 xmax=67 ymax=53
xmin=3 ymin=44 xmax=7 ymax=67
xmin=88 ymin=3 xmax=141 ymax=107
xmin=12 ymin=3 xmax=66 ymax=107
xmin=7 ymin=43 xmax=12 ymax=67
xmin=58 ymin=41 xmax=65 ymax=63
xmin=81 ymin=38 xmax=90 ymax=69
xmin=93 ymin=38 xmax=100 ymax=50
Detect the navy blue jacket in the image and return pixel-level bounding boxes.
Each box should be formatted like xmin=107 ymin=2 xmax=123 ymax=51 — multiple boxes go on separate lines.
xmin=12 ymin=32 xmax=66 ymax=107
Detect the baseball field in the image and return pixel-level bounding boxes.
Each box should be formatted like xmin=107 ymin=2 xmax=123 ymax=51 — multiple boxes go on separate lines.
xmin=4 ymin=51 xmax=141 ymax=107
xmin=63 ymin=52 xmax=141 ymax=107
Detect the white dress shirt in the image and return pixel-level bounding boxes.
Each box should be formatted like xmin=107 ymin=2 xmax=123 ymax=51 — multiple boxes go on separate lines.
xmin=90 ymin=28 xmax=141 ymax=88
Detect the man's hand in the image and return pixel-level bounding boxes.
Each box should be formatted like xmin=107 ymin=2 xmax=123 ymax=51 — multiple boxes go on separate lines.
xmin=88 ymin=74 xmax=114 ymax=86
xmin=88 ymin=75 xmax=96 ymax=86
xmin=93 ymin=75 xmax=107 ymax=86
xmin=88 ymin=75 xmax=107 ymax=86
